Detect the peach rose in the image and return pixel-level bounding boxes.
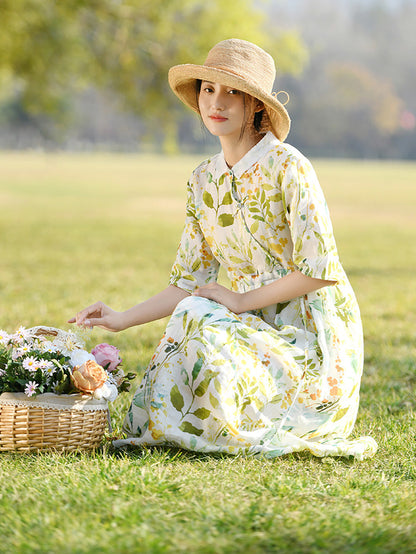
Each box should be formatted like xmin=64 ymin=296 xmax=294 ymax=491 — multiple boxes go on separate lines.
xmin=71 ymin=360 xmax=107 ymax=393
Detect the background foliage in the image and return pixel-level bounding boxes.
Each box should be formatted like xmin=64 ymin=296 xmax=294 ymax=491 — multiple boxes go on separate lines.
xmin=0 ymin=0 xmax=305 ymax=152
xmin=0 ymin=0 xmax=414 ymax=157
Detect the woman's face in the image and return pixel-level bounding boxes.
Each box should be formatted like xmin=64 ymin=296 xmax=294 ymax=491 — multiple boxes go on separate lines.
xmin=198 ymin=81 xmax=248 ymax=141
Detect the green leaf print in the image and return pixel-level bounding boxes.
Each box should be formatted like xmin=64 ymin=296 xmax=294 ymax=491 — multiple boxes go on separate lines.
xmin=209 ymin=392 xmax=219 ymax=409
xmin=192 ymin=407 xmax=211 ymax=420
xmin=179 ymin=421 xmax=204 ymax=436
xmin=182 ymin=311 xmax=188 ymax=331
xmin=195 ymin=373 xmax=215 ymax=397
xmin=241 ymin=266 xmax=256 ymax=275
xmin=229 ymin=255 xmax=245 ymax=264
xmin=269 ymin=193 xmax=282 ymax=202
xmin=218 ymin=213 xmax=234 ymax=227
xmin=203 ymin=191 xmax=214 ymax=208
xmin=191 ymin=259 xmax=201 ymax=272
xmin=261 ymin=165 xmax=271 ymax=179
xmin=334 ymin=290 xmax=346 ymax=307
xmin=332 ymin=407 xmax=349 ymax=422
xmin=151 ymin=400 xmax=163 ymax=409
xmin=269 ymin=393 xmax=283 ymax=404
xmin=250 ymin=220 xmax=259 ymax=234
xmin=309 ymin=299 xmax=324 ymax=313
xmin=221 ymin=191 xmax=233 ymax=205
xmin=133 ymin=390 xmax=146 ymax=409
xmin=192 ymin=358 xmax=204 ymax=381
xmin=275 ymin=301 xmax=290 ymax=314
xmin=186 ymin=318 xmax=198 ymax=335
xmin=314 ymin=231 xmax=325 ymax=255
xmin=170 ymin=384 xmax=185 ymax=412
xmin=236 ymin=328 xmax=251 ymax=340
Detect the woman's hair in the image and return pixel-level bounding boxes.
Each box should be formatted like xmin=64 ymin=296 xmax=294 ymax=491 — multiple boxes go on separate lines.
xmin=195 ymin=79 xmax=264 ymax=138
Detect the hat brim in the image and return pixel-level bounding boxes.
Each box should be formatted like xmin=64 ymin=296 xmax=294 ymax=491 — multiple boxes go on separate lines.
xmin=168 ymin=64 xmax=291 ymax=142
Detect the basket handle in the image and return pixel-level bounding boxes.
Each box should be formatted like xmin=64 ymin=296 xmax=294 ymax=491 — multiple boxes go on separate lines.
xmin=29 ymin=326 xmax=59 ymax=338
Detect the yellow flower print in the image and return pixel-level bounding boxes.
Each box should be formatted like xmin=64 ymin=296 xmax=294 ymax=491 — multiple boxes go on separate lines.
xmin=148 ymin=419 xmax=164 ymax=440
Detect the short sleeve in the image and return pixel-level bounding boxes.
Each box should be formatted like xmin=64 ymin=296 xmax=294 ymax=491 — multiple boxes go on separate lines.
xmin=169 ymin=179 xmax=220 ymax=293
xmin=281 ymin=156 xmax=343 ymax=282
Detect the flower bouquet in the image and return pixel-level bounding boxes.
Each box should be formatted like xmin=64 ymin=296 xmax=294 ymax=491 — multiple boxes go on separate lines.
xmin=0 ymin=326 xmax=135 ymax=452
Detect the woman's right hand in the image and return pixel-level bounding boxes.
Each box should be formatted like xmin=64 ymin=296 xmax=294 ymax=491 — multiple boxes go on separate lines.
xmin=68 ymin=301 xmax=126 ymax=332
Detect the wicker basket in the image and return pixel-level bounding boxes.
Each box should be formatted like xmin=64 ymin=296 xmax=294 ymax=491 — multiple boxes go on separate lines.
xmin=0 ymin=392 xmax=108 ymax=452
xmin=0 ymin=326 xmax=109 ymax=452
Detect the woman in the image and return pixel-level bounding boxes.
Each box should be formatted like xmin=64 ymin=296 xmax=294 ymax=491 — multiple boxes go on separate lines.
xmin=70 ymin=39 xmax=377 ymax=459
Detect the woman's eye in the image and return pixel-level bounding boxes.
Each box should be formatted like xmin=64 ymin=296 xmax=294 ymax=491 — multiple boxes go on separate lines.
xmin=203 ymin=87 xmax=214 ymax=93
xmin=229 ymin=89 xmax=240 ymax=95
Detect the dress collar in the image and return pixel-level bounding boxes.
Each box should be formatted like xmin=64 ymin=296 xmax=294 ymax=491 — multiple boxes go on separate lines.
xmin=214 ymin=132 xmax=280 ymax=179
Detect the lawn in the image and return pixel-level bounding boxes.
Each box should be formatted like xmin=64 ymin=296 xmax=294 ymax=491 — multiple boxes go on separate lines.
xmin=0 ymin=152 xmax=415 ymax=553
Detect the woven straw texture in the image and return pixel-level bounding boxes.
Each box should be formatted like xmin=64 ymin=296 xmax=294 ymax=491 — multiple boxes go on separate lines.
xmin=0 ymin=394 xmax=108 ymax=452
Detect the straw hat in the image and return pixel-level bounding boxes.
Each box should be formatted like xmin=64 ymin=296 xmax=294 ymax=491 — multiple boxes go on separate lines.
xmin=168 ymin=38 xmax=291 ymax=141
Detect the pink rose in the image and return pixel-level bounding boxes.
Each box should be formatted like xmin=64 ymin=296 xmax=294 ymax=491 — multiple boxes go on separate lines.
xmin=91 ymin=343 xmax=122 ymax=373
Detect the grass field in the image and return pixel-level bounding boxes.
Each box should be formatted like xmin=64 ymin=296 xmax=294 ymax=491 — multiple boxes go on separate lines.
xmin=0 ymin=152 xmax=415 ymax=553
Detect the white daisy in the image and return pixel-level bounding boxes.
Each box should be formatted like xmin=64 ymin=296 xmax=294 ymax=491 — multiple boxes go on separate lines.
xmin=38 ymin=359 xmax=55 ymax=374
xmin=12 ymin=326 xmax=33 ymax=346
xmin=22 ymin=356 xmax=40 ymax=372
xmin=24 ymin=381 xmax=38 ymax=397
xmin=12 ymin=349 xmax=24 ymax=360
xmin=21 ymin=342 xmax=34 ymax=354
xmin=39 ymin=340 xmax=57 ymax=354
xmin=0 ymin=330 xmax=10 ymax=347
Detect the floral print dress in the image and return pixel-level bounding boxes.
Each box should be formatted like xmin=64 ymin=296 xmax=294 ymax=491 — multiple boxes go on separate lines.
xmin=114 ymin=132 xmax=377 ymax=459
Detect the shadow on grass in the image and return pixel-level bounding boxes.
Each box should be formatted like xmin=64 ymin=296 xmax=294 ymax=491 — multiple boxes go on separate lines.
xmin=100 ymin=441 xmax=358 ymax=470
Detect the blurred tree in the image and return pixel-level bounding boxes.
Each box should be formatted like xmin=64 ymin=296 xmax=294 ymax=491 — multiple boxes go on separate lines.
xmin=285 ymin=61 xmax=402 ymax=158
xmin=0 ymin=0 xmax=307 ymax=151
xmin=271 ymin=0 xmax=414 ymax=158
xmin=328 ymin=63 xmax=401 ymax=135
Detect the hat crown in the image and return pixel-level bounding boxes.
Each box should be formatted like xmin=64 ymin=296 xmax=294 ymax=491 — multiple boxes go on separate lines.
xmin=203 ymin=39 xmax=276 ymax=93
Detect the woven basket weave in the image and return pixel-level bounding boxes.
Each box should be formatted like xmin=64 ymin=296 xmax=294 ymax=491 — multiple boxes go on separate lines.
xmin=0 ymin=392 xmax=108 ymax=452
xmin=0 ymin=326 xmax=108 ymax=452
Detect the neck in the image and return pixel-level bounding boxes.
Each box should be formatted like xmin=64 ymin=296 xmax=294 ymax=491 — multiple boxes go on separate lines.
xmin=220 ymin=131 xmax=264 ymax=168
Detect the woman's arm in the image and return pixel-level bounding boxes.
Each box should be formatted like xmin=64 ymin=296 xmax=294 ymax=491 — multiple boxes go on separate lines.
xmin=68 ymin=285 xmax=190 ymax=332
xmin=193 ymin=271 xmax=335 ymax=314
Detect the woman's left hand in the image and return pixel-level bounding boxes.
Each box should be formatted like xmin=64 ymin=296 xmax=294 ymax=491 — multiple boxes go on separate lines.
xmin=193 ymin=283 xmax=246 ymax=314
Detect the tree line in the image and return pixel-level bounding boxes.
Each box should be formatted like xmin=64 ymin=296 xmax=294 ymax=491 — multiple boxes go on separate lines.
xmin=0 ymin=0 xmax=414 ymax=158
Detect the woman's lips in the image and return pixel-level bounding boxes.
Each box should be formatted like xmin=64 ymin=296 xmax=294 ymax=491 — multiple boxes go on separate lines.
xmin=209 ymin=115 xmax=228 ymax=122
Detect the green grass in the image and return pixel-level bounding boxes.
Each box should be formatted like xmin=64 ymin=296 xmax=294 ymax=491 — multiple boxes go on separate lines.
xmin=0 ymin=153 xmax=415 ymax=553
